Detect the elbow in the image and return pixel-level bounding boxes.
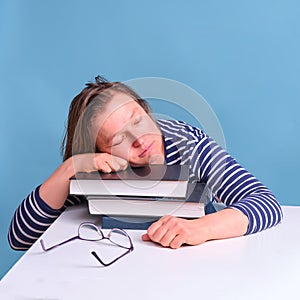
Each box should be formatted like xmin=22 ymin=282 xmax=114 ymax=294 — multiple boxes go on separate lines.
xmin=276 ymin=201 xmax=284 ymax=225
xmin=7 ymin=229 xmax=31 ymax=251
xmin=8 ymin=237 xmax=29 ymax=251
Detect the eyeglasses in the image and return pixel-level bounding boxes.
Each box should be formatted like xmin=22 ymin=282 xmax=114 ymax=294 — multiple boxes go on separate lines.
xmin=40 ymin=222 xmax=134 ymax=267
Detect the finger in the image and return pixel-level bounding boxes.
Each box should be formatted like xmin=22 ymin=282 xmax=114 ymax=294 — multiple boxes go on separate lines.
xmin=94 ymin=155 xmax=109 ymax=173
xmin=147 ymin=215 xmax=172 ymax=237
xmin=97 ymin=161 xmax=112 ymax=173
xmin=106 ymin=156 xmax=128 ymax=172
xmin=169 ymin=235 xmax=185 ymax=249
xmin=117 ymin=158 xmax=128 ymax=171
xmin=147 ymin=216 xmax=173 ymax=243
xmin=118 ymin=159 xmax=129 ymax=170
xmin=141 ymin=233 xmax=151 ymax=241
xmin=158 ymin=229 xmax=179 ymax=248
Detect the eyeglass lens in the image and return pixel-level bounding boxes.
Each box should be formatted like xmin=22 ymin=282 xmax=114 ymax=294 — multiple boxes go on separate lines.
xmin=78 ymin=224 xmax=131 ymax=249
xmin=78 ymin=223 xmax=103 ymax=241
xmin=108 ymin=228 xmax=132 ymax=249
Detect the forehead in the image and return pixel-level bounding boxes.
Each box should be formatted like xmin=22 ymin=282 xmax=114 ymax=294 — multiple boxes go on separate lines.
xmin=96 ymin=93 xmax=146 ymax=141
xmin=105 ymin=92 xmax=140 ymax=116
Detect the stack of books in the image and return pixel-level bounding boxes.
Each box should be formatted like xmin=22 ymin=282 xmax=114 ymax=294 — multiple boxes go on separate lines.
xmin=69 ymin=165 xmax=211 ymax=229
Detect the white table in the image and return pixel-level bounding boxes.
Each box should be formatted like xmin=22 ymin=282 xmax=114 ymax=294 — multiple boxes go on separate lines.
xmin=1 ymin=205 xmax=299 ymax=300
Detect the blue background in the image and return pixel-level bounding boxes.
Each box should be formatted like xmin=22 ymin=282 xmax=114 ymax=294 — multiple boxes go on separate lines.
xmin=1 ymin=0 xmax=299 ymax=279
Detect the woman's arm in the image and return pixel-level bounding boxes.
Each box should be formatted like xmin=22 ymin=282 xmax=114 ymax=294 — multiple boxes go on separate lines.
xmin=191 ymin=134 xmax=283 ymax=235
xmin=8 ymin=186 xmax=83 ymax=250
xmin=144 ymin=121 xmax=283 ymax=248
xmin=8 ymin=153 xmax=128 ymax=250
xmin=142 ymin=208 xmax=248 ymax=249
xmin=40 ymin=153 xmax=128 ymax=209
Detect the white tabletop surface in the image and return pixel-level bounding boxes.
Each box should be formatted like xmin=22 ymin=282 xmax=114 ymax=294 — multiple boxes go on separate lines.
xmin=1 ymin=204 xmax=299 ymax=300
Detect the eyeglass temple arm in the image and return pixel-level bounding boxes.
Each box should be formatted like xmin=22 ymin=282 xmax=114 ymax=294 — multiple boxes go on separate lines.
xmin=91 ymin=248 xmax=133 ymax=267
xmin=40 ymin=236 xmax=79 ymax=251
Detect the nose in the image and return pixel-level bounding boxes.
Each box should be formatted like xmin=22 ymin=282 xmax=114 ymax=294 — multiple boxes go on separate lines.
xmin=132 ymin=136 xmax=145 ymax=148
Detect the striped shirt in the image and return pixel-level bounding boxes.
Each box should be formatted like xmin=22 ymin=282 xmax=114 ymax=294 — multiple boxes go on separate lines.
xmin=8 ymin=119 xmax=283 ymax=250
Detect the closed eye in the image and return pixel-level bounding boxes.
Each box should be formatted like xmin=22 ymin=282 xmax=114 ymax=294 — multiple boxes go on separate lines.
xmin=133 ymin=114 xmax=142 ymax=125
xmin=112 ymin=134 xmax=125 ymax=146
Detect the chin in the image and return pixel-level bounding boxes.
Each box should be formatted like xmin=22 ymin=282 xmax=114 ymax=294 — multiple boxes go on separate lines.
xmin=136 ymin=158 xmax=153 ymax=166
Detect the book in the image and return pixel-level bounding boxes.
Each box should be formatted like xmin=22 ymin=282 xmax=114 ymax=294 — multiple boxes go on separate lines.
xmin=101 ymin=200 xmax=225 ymax=230
xmin=88 ymin=181 xmax=211 ymax=219
xmin=70 ymin=164 xmax=189 ymax=198
xmin=101 ymin=215 xmax=158 ymax=230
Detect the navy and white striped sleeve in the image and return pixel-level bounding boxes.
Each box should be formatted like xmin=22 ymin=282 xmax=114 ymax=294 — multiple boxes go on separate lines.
xmin=189 ymin=129 xmax=283 ymax=234
xmin=158 ymin=119 xmax=283 ymax=235
xmin=8 ymin=185 xmax=84 ymax=250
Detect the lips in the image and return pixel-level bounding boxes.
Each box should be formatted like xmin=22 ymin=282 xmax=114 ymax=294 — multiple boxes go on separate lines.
xmin=138 ymin=142 xmax=154 ymax=158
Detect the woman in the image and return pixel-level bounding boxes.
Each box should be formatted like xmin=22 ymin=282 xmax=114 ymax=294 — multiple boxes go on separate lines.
xmin=8 ymin=76 xmax=283 ymax=250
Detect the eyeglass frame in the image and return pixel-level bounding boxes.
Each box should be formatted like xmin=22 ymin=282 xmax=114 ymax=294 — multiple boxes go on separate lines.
xmin=40 ymin=222 xmax=134 ymax=267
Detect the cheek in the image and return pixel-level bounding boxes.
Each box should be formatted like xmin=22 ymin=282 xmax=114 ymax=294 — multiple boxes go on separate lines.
xmin=109 ymin=143 xmax=132 ymax=159
xmin=142 ymin=117 xmax=158 ymax=132
xmin=131 ymin=119 xmax=159 ymax=141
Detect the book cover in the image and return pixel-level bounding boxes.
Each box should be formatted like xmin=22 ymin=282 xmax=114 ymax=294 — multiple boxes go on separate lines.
xmin=70 ymin=164 xmax=189 ymax=198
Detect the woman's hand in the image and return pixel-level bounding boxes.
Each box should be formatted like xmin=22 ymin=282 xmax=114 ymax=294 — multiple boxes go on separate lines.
xmin=40 ymin=153 xmax=128 ymax=209
xmin=68 ymin=153 xmax=129 ymax=174
xmin=142 ymin=216 xmax=208 ymax=249
xmin=142 ymin=209 xmax=249 ymax=249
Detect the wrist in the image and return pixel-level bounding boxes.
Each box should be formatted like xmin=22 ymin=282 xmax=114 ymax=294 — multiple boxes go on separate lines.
xmin=191 ymin=217 xmax=212 ymax=243
xmin=39 ymin=158 xmax=76 ymax=210
xmin=193 ymin=208 xmax=249 ymax=242
xmin=59 ymin=157 xmax=76 ymax=179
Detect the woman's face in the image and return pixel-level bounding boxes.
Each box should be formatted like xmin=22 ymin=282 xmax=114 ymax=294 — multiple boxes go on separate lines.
xmin=95 ymin=93 xmax=165 ymax=165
